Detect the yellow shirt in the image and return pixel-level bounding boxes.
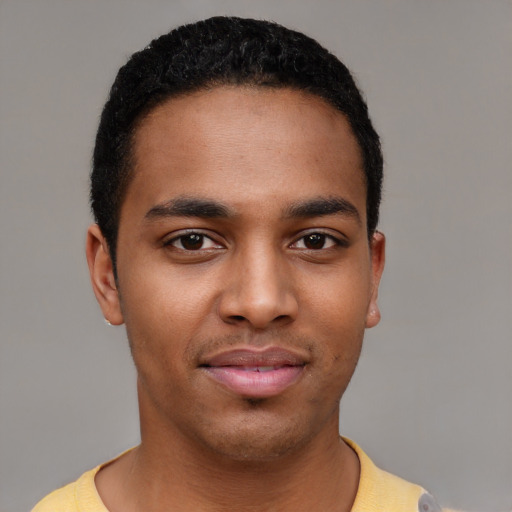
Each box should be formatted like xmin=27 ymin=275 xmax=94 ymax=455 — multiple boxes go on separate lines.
xmin=32 ymin=439 xmax=449 ymax=511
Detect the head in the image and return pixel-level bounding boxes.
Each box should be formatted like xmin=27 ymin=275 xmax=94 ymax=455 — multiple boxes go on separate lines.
xmin=86 ymin=17 xmax=385 ymax=463
xmin=91 ymin=16 xmax=383 ymax=274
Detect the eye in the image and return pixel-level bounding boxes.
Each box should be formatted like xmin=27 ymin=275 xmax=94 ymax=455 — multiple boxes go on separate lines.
xmin=166 ymin=232 xmax=222 ymax=251
xmin=291 ymin=232 xmax=342 ymax=250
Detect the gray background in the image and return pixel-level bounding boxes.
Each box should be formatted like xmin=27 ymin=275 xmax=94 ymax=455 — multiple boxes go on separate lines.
xmin=1 ymin=1 xmax=511 ymax=511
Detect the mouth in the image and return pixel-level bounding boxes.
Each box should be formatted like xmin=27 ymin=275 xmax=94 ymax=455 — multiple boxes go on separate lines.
xmin=199 ymin=347 xmax=307 ymax=399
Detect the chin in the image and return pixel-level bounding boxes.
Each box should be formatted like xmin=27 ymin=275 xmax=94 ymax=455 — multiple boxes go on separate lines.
xmin=193 ymin=405 xmax=324 ymax=463
xmin=206 ymin=432 xmax=303 ymax=463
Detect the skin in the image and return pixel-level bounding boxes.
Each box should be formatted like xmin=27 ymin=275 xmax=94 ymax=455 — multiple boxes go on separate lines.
xmin=86 ymin=86 xmax=385 ymax=512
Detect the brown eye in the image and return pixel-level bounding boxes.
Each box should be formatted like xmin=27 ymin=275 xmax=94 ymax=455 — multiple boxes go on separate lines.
xmin=166 ymin=232 xmax=223 ymax=251
xmin=303 ymin=233 xmax=327 ymax=249
xmin=180 ymin=233 xmax=204 ymax=250
xmin=291 ymin=232 xmax=342 ymax=251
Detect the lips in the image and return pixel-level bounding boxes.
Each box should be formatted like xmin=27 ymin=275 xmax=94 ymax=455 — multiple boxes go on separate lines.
xmin=200 ymin=347 xmax=307 ymax=398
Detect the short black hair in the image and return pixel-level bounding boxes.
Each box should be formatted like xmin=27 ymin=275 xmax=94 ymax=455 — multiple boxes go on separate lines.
xmin=91 ymin=16 xmax=383 ymax=272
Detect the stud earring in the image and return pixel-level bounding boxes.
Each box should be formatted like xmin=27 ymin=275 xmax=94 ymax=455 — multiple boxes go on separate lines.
xmin=104 ymin=318 xmax=112 ymax=326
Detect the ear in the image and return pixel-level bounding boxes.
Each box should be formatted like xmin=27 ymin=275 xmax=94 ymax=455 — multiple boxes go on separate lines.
xmin=85 ymin=224 xmax=124 ymax=325
xmin=365 ymin=231 xmax=386 ymax=329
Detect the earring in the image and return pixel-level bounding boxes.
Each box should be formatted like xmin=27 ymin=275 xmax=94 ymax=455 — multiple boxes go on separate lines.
xmin=104 ymin=318 xmax=112 ymax=326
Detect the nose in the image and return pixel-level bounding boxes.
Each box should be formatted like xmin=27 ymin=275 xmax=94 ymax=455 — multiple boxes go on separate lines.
xmin=218 ymin=246 xmax=298 ymax=330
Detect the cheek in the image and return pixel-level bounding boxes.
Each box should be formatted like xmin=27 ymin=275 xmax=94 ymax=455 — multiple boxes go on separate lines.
xmin=302 ymin=266 xmax=372 ymax=333
xmin=298 ymin=264 xmax=370 ymax=377
xmin=120 ymin=263 xmax=217 ymax=332
xmin=118 ymin=271 xmax=216 ymax=381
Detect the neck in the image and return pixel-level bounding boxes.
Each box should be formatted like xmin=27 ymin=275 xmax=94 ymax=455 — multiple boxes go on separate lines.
xmin=96 ymin=404 xmax=359 ymax=512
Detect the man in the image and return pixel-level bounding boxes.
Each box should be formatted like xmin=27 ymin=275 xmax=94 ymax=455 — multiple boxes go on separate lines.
xmin=33 ymin=16 xmax=450 ymax=512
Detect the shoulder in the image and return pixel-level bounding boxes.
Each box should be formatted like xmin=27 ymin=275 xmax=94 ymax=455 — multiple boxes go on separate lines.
xmin=31 ymin=465 xmax=106 ymax=512
xmin=32 ymin=479 xmax=80 ymax=512
xmin=344 ymin=438 xmax=451 ymax=512
xmin=31 ymin=449 xmax=134 ymax=511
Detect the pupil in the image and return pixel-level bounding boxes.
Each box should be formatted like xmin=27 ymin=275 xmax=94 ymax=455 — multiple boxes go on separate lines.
xmin=182 ymin=234 xmax=203 ymax=250
xmin=305 ymin=233 xmax=325 ymax=249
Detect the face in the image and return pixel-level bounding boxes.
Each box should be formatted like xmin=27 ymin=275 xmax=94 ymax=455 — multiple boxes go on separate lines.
xmin=87 ymin=87 xmax=385 ymax=461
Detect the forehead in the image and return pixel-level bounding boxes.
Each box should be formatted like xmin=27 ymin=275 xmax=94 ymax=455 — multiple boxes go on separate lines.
xmin=125 ymin=86 xmax=366 ymax=220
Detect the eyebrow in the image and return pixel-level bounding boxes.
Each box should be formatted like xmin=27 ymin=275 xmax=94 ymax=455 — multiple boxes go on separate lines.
xmin=144 ymin=195 xmax=361 ymax=224
xmin=144 ymin=197 xmax=232 ymax=220
xmin=284 ymin=197 xmax=361 ymax=224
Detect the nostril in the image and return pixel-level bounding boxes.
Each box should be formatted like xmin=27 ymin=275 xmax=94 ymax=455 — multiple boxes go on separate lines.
xmin=230 ymin=315 xmax=246 ymax=322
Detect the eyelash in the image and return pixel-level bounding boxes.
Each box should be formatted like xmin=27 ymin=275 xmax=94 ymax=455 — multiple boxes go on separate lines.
xmin=163 ymin=230 xmax=347 ymax=252
xmin=290 ymin=232 xmax=347 ymax=251
xmin=163 ymin=231 xmax=223 ymax=251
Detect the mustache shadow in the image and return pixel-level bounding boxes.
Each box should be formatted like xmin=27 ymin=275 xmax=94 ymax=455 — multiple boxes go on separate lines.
xmin=185 ymin=330 xmax=316 ymax=363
